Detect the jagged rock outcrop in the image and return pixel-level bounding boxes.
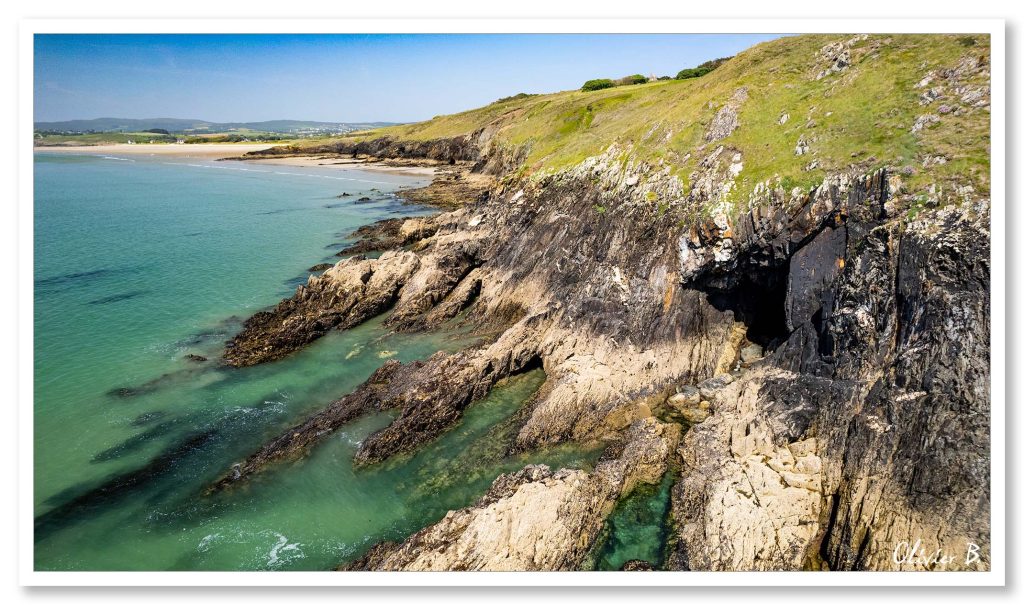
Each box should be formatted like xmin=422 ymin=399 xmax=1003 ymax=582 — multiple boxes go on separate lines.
xmin=213 ymin=315 xmax=549 ymax=489
xmin=221 ymin=145 xmax=989 ymax=573
xmin=334 ymin=216 xmax=439 ymax=256
xmin=345 ymin=418 xmax=679 ymax=571
xmin=221 ymin=144 xmax=745 ymax=459
xmin=220 ymin=144 xmax=989 ymax=575
xmin=705 ymin=87 xmax=748 ymax=142
xmin=223 ymin=251 xmax=420 ymax=367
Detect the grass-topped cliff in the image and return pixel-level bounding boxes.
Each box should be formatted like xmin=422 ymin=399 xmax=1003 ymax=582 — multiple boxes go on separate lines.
xmin=225 ymin=33 xmax=992 ymax=572
xmin=263 ymin=33 xmax=990 ymax=212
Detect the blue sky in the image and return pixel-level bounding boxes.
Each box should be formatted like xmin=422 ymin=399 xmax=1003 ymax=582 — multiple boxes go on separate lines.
xmin=34 ymin=33 xmax=782 ymax=123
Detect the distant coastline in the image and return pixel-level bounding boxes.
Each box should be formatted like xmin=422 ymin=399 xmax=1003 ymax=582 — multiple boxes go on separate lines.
xmin=34 ymin=143 xmax=438 ymax=177
xmin=34 ymin=143 xmax=282 ymax=159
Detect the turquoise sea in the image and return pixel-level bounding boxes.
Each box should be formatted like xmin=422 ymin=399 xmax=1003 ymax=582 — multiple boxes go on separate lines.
xmin=33 ymin=152 xmax=600 ymax=571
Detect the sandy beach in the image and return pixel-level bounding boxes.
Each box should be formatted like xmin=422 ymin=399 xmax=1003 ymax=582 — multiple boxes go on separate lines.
xmin=35 ymin=143 xmax=437 ymax=176
xmin=34 ymin=143 xmax=283 ymax=159
xmin=238 ymin=156 xmax=438 ymax=177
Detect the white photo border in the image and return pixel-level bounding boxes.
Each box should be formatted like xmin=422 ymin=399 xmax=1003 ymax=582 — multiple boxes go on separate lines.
xmin=18 ymin=17 xmax=1006 ymax=588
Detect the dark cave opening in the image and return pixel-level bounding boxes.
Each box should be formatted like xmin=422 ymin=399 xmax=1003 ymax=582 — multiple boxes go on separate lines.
xmin=700 ymin=262 xmax=792 ymax=350
xmin=513 ymin=353 xmax=546 ymax=376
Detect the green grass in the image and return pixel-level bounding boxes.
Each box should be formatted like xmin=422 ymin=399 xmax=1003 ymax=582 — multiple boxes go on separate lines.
xmin=291 ymin=34 xmax=991 ymax=208
xmin=34 ymin=132 xmax=177 ymax=145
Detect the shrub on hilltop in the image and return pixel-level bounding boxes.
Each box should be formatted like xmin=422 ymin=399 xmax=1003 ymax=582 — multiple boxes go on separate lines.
xmin=676 ymin=56 xmax=731 ymax=80
xmin=581 ymin=78 xmax=616 ymax=92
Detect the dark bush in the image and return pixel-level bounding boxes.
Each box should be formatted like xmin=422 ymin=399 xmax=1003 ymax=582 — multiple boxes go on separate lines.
xmin=616 ymin=74 xmax=649 ymax=85
xmin=676 ymin=66 xmax=712 ymax=80
xmin=581 ymin=78 xmax=615 ymax=92
xmin=494 ymin=92 xmax=537 ymax=103
xmin=676 ymin=56 xmax=731 ymax=80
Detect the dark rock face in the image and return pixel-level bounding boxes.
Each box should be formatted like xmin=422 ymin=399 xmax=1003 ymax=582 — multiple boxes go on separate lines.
xmin=353 ymin=347 xmax=517 ymax=466
xmin=669 ymin=181 xmax=990 ymax=571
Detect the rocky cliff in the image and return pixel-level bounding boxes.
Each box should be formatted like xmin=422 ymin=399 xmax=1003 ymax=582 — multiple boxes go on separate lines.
xmin=216 ymin=34 xmax=991 ymax=571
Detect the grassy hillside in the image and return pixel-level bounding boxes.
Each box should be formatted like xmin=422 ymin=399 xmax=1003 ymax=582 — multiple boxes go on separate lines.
xmin=304 ymin=34 xmax=992 ymax=206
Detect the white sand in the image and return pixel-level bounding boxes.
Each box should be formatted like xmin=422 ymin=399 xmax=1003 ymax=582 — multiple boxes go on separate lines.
xmin=240 ymin=156 xmax=437 ymax=177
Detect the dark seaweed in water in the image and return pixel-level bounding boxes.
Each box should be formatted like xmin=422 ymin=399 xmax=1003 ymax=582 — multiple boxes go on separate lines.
xmin=92 ymin=419 xmax=186 ymax=462
xmin=107 ymin=365 xmax=210 ymax=399
xmin=36 ymin=268 xmax=112 ymax=287
xmin=35 ymin=264 xmax=150 ymax=291
xmin=174 ymin=318 xmax=242 ymax=347
xmin=36 ymin=392 xmax=292 ymax=538
xmin=256 ymin=208 xmax=308 ymax=216
xmin=35 ymin=429 xmax=223 ymax=538
xmin=87 ymin=290 xmax=149 ymax=305
xmin=282 ymin=275 xmax=311 ymax=289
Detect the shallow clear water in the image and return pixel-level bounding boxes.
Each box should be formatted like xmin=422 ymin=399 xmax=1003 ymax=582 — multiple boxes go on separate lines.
xmin=33 ymin=153 xmax=599 ymax=571
xmin=590 ymin=470 xmax=676 ymax=570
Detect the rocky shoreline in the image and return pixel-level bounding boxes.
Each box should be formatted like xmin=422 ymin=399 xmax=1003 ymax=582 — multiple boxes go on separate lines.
xmin=213 ymin=40 xmax=990 ymax=572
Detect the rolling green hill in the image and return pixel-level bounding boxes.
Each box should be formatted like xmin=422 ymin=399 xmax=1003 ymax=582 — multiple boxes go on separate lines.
xmin=294 ymin=33 xmax=991 ymax=208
